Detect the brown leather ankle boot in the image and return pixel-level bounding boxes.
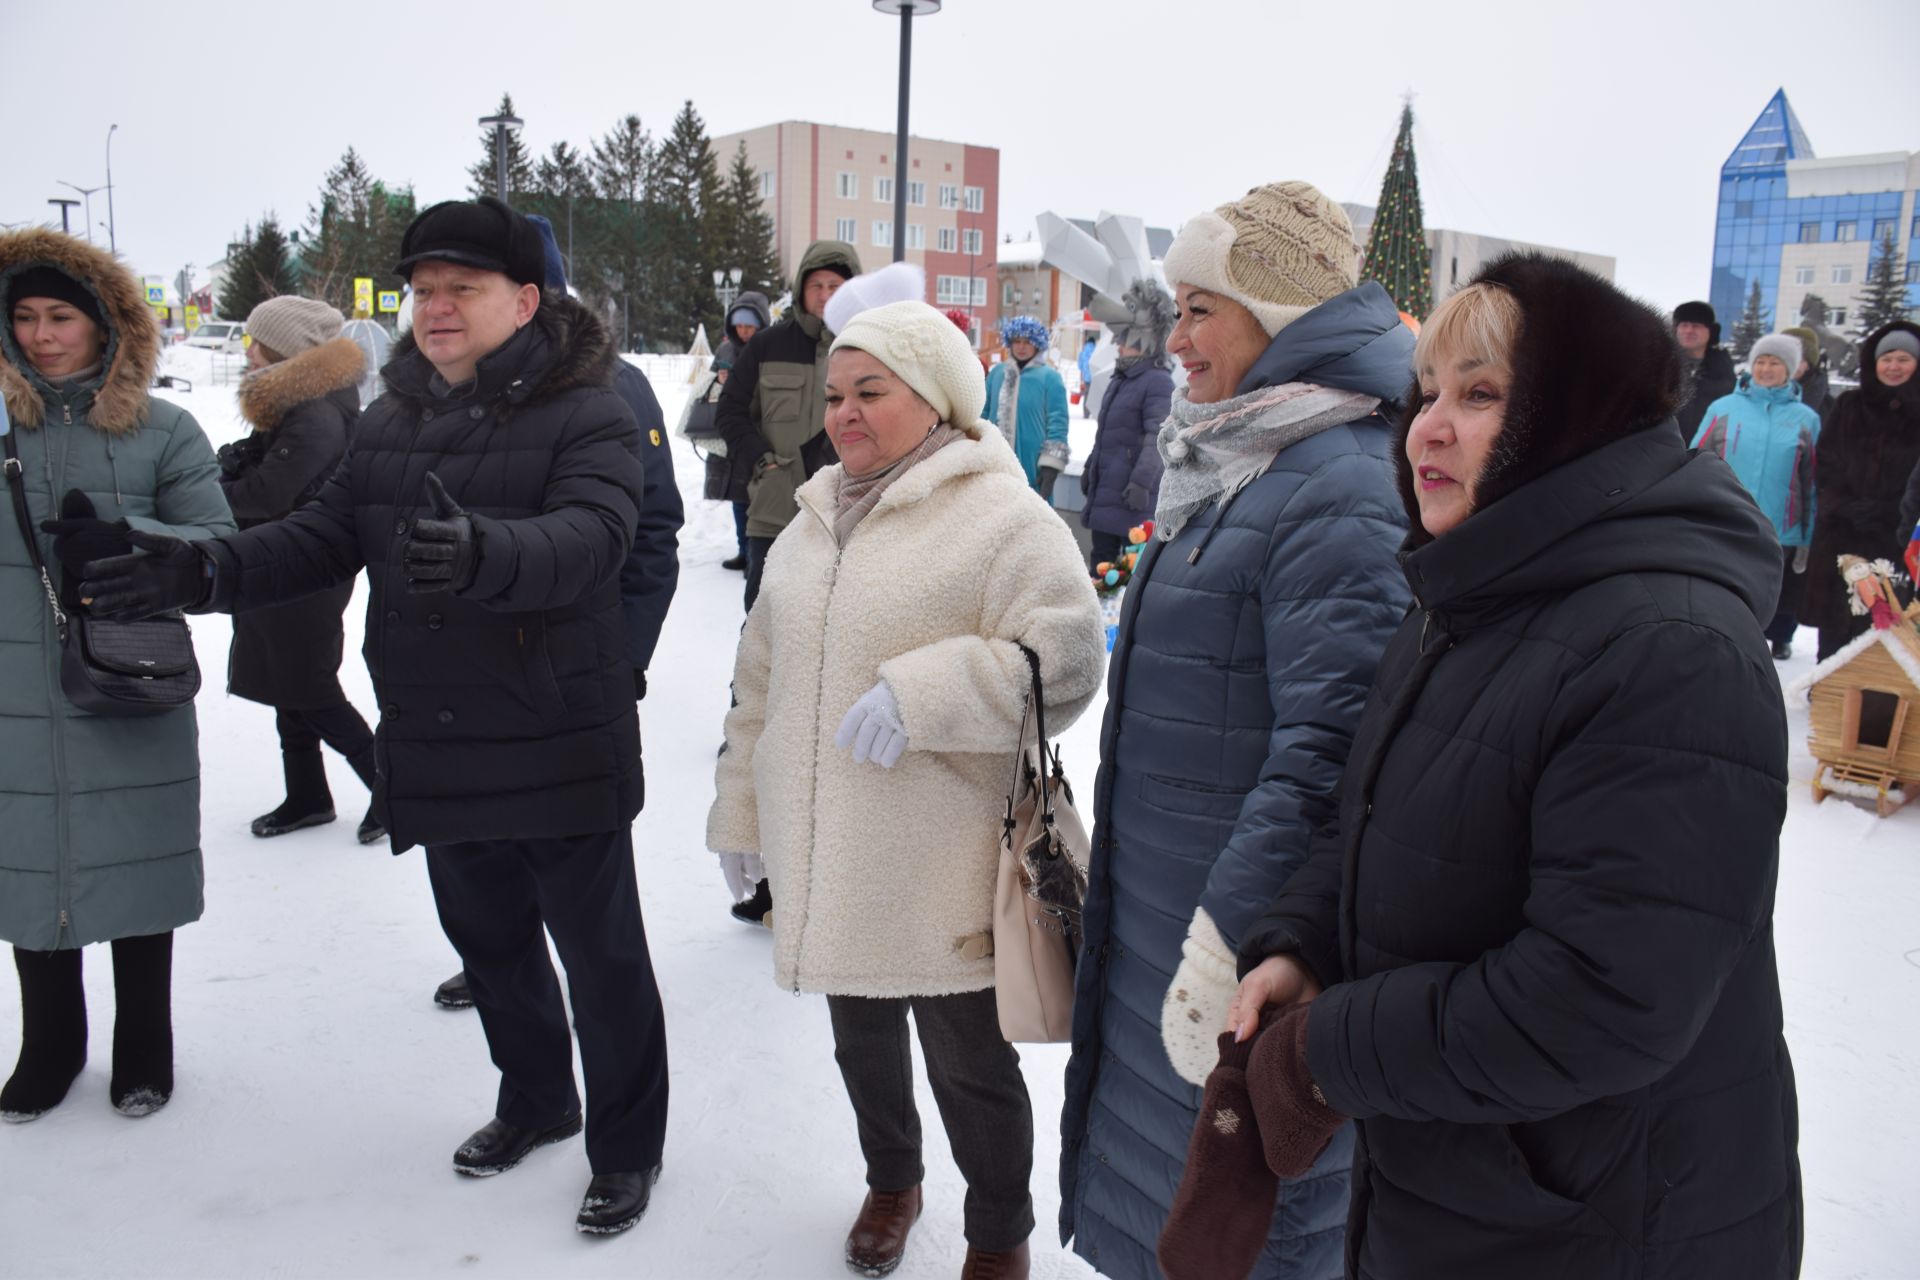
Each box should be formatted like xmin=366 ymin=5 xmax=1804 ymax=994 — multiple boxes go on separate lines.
xmin=844 ymin=1184 xmax=923 ymax=1277
xmin=960 ymin=1240 xmax=1030 ymax=1280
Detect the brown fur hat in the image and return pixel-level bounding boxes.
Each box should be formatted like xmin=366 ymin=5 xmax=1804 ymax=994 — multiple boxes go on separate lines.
xmin=0 ymin=228 xmax=161 ymax=436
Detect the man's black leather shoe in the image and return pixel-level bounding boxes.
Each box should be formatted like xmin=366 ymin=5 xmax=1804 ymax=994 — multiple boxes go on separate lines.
xmin=576 ymin=1164 xmax=663 ymax=1236
xmin=451 ymin=1113 xmax=583 ymax=1176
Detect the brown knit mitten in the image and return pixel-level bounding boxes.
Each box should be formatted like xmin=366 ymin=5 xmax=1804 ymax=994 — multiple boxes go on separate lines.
xmin=1247 ymin=1003 xmax=1346 ymax=1178
xmin=1157 ymin=1028 xmax=1281 ymax=1280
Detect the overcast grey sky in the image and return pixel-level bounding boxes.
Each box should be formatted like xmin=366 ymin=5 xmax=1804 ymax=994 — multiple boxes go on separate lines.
xmin=2 ymin=0 xmax=1911 ymax=314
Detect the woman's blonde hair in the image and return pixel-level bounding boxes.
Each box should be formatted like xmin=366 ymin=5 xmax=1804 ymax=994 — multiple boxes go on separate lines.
xmin=1413 ymin=282 xmax=1522 ymax=379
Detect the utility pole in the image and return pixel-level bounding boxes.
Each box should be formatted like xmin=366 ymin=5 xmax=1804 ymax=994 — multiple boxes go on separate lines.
xmin=47 ymin=199 xmax=79 ymax=234
xmin=873 ymin=1 xmax=942 ymax=266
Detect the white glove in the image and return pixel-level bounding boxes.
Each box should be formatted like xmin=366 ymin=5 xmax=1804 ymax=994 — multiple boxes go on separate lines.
xmin=719 ymin=851 xmax=766 ymax=902
xmin=834 ymin=681 xmax=909 ymax=768
xmin=1161 ymin=906 xmax=1241 ymax=1087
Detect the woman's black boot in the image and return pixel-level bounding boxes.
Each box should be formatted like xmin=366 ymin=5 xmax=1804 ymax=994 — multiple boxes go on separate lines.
xmin=1 ymin=946 xmax=87 ymax=1123
xmin=109 ymin=931 xmax=174 ymax=1117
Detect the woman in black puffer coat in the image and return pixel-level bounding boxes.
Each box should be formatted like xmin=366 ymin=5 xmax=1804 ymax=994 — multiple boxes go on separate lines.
xmin=1211 ymin=255 xmax=1801 ymax=1280
xmin=223 ymin=297 xmax=381 ymax=843
xmin=1800 ymin=319 xmax=1920 ymax=658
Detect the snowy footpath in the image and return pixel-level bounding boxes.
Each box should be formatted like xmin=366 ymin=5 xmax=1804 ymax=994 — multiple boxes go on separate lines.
xmin=0 ymin=348 xmax=1913 ymax=1279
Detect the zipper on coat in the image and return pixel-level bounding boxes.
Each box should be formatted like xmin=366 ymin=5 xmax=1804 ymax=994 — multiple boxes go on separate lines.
xmin=41 ymin=427 xmax=76 ymax=945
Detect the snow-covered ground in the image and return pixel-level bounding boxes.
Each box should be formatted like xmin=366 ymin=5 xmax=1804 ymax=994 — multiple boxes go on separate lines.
xmin=0 ymin=347 xmax=1913 ymax=1279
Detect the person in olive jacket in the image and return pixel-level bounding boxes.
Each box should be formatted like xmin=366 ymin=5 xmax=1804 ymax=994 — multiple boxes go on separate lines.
xmin=79 ymin=199 xmax=669 ymax=1239
xmin=224 ymin=295 xmax=382 ymax=844
xmin=715 ymin=239 xmax=860 ymax=610
xmin=0 ymin=229 xmax=235 ymax=1123
xmin=1196 ymin=255 xmax=1800 ymax=1280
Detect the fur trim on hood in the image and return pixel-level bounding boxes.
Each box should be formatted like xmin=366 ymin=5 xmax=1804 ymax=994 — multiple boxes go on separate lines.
xmin=237 ymin=336 xmax=365 ymax=432
xmin=1394 ymin=252 xmax=1683 ymax=546
xmin=0 ymin=228 xmax=162 ymax=436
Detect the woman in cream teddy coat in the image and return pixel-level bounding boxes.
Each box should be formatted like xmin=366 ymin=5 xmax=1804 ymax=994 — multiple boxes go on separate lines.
xmin=708 ymin=290 xmax=1105 ymax=1277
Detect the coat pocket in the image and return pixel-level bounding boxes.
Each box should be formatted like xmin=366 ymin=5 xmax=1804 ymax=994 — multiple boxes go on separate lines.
xmin=1138 ymin=772 xmax=1246 ymax=819
xmin=515 ymin=619 xmax=567 ymax=723
xmin=756 ymin=367 xmax=811 ymax=452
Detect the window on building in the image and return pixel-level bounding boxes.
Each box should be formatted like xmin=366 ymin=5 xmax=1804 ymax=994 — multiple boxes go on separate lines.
xmin=835 ymin=217 xmax=857 ymax=243
xmin=836 ymin=172 xmax=858 ymax=199
xmin=1734 ymin=201 xmax=1753 ymax=218
xmin=1836 ymin=222 xmax=1858 ymax=243
xmin=1799 ymin=222 xmax=1821 ymax=244
xmin=962 ymin=228 xmax=984 ymax=256
xmin=1831 ymin=308 xmax=1848 ymax=327
xmin=963 ymin=186 xmax=985 ymax=214
xmin=1913 ymin=216 xmax=1920 ymax=239
xmin=907 ymin=181 xmax=925 ymax=207
xmin=759 ymin=171 xmax=775 ymax=199
xmin=938 ymin=184 xmax=959 ymax=210
xmin=1906 ymin=264 xmax=1920 ymax=285
xmin=1874 ymin=219 xmax=1898 ymax=244
xmin=875 ymin=176 xmax=893 ymax=204
xmin=1832 ymin=265 xmax=1853 ymax=284
xmin=936 ymin=226 xmax=956 ymax=253
xmin=873 ymin=221 xmax=892 ymax=249
xmin=905 ymin=224 xmax=924 ymax=250
xmin=1002 ymin=281 xmax=1016 ymax=308
xmin=936 ymin=274 xmax=969 ymax=305
xmin=971 ymin=277 xmax=988 ymax=307
xmin=1792 ymin=265 xmax=1815 ymax=285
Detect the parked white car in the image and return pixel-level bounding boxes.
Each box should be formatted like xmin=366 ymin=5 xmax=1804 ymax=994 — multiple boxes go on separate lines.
xmin=186 ymin=320 xmax=246 ymax=352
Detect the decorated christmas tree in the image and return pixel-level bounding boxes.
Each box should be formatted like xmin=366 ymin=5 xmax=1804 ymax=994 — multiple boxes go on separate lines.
xmin=1361 ymin=103 xmax=1433 ymax=321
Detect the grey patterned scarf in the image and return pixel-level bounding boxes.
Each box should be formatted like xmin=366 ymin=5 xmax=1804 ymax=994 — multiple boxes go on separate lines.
xmin=1153 ymin=382 xmax=1380 ymax=540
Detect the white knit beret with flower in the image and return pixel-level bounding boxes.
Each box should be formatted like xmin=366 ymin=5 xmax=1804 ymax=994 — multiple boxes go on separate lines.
xmin=831 ymin=299 xmax=988 ymax=435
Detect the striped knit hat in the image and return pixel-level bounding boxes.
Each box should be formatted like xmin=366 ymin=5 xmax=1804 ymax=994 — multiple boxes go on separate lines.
xmin=1161 ymin=181 xmax=1359 ymax=337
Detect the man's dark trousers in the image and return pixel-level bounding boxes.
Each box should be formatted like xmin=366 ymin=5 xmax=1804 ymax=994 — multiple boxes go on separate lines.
xmin=425 ymin=828 xmax=668 ymax=1174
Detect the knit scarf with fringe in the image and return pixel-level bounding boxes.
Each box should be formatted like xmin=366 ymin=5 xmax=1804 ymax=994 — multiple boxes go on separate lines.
xmin=1153 ymin=382 xmax=1380 ymax=540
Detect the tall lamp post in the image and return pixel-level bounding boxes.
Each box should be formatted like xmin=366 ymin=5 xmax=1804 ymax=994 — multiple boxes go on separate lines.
xmin=58 ymin=182 xmax=105 ymax=244
xmin=478 ymin=111 xmax=524 ymax=203
xmin=47 ymin=199 xmax=79 ymax=234
xmin=105 ymin=124 xmax=118 ymax=253
xmin=873 ymin=0 xmax=941 ymax=266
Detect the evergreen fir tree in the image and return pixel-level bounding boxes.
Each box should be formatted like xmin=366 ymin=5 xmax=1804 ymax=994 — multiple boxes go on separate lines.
xmin=303 ymin=149 xmax=414 ymax=316
xmin=251 ymin=215 xmax=301 ymax=300
xmin=218 ymin=222 xmax=264 ymax=320
xmin=467 ymin=93 xmax=535 ymax=202
xmin=655 ymin=100 xmax=726 ymax=342
xmin=589 ymin=114 xmax=661 ymax=352
xmin=1360 ymin=103 xmax=1433 ymax=321
xmin=1731 ymin=280 xmax=1769 ymax=358
xmin=715 ymin=141 xmax=781 ymax=298
xmin=526 ymin=141 xmax=594 ymax=284
xmin=1852 ymin=227 xmax=1909 ymax=342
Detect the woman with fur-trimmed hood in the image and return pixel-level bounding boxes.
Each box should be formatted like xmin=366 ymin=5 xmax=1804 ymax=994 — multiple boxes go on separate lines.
xmin=708 ymin=288 xmax=1105 ymax=1278
xmin=223 ymin=296 xmax=380 ymax=844
xmin=0 ymin=229 xmax=234 ymax=1122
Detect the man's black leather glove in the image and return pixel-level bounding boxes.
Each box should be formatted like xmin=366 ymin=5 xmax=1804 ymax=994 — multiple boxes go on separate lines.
xmin=40 ymin=490 xmax=133 ymax=609
xmin=78 ymin=530 xmax=212 ymax=620
xmin=404 ymin=472 xmax=478 ymax=595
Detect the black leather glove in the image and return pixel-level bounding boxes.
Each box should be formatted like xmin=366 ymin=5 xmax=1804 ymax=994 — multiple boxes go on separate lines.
xmin=1123 ymin=482 xmax=1151 ymax=513
xmin=40 ymin=490 xmax=133 ymax=609
xmin=78 ymin=530 xmax=212 ymax=620
xmin=404 ymin=472 xmax=478 ymax=595
xmin=216 ymin=434 xmax=265 ymax=478
xmin=1036 ymin=466 xmax=1060 ymax=501
xmin=634 ymin=670 xmax=647 ymax=701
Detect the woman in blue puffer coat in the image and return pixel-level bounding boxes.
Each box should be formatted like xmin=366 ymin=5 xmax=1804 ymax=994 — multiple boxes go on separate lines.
xmin=984 ymin=315 xmax=1070 ymax=496
xmin=1081 ymin=281 xmax=1176 ymax=569
xmin=1692 ymin=331 xmax=1820 ymax=658
xmin=1060 ymin=182 xmax=1413 ymax=1280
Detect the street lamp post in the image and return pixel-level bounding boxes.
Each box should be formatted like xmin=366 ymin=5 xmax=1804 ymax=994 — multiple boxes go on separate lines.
xmin=873 ymin=1 xmax=941 ymax=267
xmin=712 ymin=266 xmax=742 ymax=316
xmin=58 ymin=182 xmax=105 ymax=244
xmin=47 ymin=199 xmax=80 ymax=234
xmin=477 ymin=112 xmax=525 ymax=203
xmin=105 ymin=124 xmax=118 ymax=253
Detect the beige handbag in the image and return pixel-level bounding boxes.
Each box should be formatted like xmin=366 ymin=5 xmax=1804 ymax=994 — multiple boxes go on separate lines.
xmin=992 ymin=645 xmax=1091 ymax=1043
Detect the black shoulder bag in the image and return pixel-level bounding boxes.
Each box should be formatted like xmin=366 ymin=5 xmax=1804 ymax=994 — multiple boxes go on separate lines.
xmin=4 ymin=431 xmax=200 ymax=717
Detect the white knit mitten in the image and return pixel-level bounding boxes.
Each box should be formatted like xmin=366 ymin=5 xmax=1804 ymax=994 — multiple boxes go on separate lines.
xmin=1161 ymin=906 xmax=1240 ymax=1087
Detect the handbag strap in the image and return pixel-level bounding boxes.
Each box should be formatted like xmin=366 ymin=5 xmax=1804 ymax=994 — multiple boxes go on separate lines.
xmin=2 ymin=430 xmax=69 ymax=631
xmin=1014 ymin=643 xmax=1058 ymax=827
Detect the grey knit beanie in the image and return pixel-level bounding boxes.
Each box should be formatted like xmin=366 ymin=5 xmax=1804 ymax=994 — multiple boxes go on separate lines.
xmin=246 ymin=296 xmax=345 ymax=358
xmin=1873 ymin=329 xmax=1920 ymax=361
xmin=1747 ymin=334 xmax=1802 ymax=380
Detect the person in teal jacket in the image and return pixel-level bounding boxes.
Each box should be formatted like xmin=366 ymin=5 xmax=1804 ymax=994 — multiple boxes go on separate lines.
xmin=1692 ymin=331 xmax=1820 ymax=658
xmin=984 ymin=315 xmax=1070 ymax=496
xmin=0 ymin=229 xmax=234 ymax=1121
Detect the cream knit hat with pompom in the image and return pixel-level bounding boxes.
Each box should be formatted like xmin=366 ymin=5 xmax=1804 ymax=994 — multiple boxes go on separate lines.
xmin=830 ymin=300 xmax=988 ymax=435
xmin=1161 ymin=181 xmax=1359 ymax=337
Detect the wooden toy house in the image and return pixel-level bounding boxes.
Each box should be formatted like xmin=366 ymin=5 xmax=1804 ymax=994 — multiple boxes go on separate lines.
xmin=1791 ymin=556 xmax=1920 ymax=817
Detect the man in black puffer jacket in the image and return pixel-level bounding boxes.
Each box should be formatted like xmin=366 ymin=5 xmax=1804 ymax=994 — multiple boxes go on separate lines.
xmin=1231 ymin=256 xmax=1801 ymax=1279
xmin=80 ymin=198 xmax=668 ymax=1238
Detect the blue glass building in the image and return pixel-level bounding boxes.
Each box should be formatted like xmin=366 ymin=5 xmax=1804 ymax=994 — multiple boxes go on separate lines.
xmin=1711 ymin=90 xmax=1919 ymax=333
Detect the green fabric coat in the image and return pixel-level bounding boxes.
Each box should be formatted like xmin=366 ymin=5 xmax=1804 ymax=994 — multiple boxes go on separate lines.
xmin=0 ymin=229 xmax=235 ymax=951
